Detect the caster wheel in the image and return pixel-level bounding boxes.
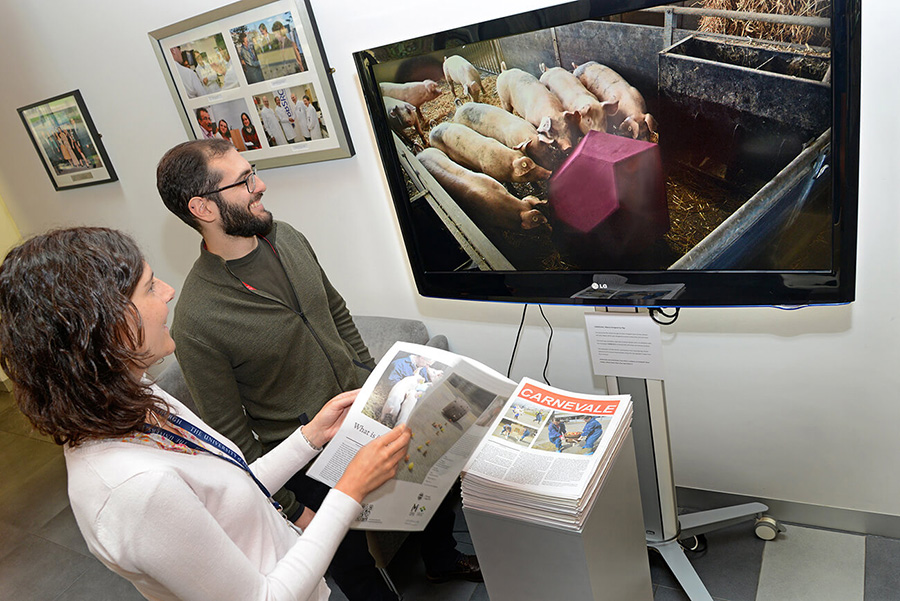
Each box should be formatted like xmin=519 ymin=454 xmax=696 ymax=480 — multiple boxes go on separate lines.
xmin=679 ymin=534 xmax=708 ymax=556
xmin=754 ymin=515 xmax=785 ymax=541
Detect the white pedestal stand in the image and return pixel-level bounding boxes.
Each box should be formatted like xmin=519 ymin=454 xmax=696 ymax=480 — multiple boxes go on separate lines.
xmin=606 ymin=376 xmax=768 ymax=601
xmin=464 ymin=430 xmax=653 ymax=601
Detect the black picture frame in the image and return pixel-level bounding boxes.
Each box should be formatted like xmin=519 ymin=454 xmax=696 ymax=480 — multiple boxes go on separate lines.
xmin=17 ymin=90 xmax=118 ymax=191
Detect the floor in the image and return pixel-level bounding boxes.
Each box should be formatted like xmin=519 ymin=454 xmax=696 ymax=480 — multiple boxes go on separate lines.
xmin=2 ymin=388 xmax=899 ymax=601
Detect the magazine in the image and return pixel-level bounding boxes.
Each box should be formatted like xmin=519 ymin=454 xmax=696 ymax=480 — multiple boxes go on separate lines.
xmin=460 ymin=378 xmax=633 ymax=531
xmin=306 ymin=342 xmax=631 ymax=532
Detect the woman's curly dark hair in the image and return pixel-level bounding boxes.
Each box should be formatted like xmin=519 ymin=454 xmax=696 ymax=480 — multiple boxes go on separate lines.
xmin=0 ymin=227 xmax=167 ymax=446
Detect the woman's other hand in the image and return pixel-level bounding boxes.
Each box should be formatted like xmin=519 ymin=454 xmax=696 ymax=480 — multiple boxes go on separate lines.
xmin=303 ymin=389 xmax=359 ymax=448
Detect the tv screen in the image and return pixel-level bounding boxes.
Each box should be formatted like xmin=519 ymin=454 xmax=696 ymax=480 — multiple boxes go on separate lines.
xmin=354 ymin=0 xmax=860 ymax=307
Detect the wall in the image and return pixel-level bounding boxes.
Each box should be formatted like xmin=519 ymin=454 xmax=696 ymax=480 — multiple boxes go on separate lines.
xmin=0 ymin=0 xmax=896 ymax=522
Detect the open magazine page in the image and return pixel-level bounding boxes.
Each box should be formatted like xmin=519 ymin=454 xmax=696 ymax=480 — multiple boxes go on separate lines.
xmin=306 ymin=341 xmax=516 ymax=531
xmin=461 ymin=378 xmax=631 ymax=501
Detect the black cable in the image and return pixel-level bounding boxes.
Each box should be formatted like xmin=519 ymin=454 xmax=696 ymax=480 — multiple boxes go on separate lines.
xmin=506 ymin=304 xmax=528 ymax=378
xmin=537 ymin=305 xmax=553 ymax=386
xmin=649 ymin=307 xmax=680 ymax=325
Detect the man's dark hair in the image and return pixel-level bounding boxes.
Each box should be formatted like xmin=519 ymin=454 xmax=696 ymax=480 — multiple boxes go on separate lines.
xmin=156 ymin=139 xmax=233 ymax=230
xmin=0 ymin=227 xmax=169 ymax=446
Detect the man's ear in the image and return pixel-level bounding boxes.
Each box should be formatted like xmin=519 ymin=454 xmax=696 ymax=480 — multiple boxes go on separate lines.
xmin=188 ymin=196 xmax=217 ymax=224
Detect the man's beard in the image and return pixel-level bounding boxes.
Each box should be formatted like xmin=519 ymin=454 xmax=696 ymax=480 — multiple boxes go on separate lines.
xmin=216 ymin=194 xmax=273 ymax=237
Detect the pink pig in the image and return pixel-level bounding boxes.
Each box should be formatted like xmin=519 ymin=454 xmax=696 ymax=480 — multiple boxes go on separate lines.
xmin=496 ymin=63 xmax=582 ymax=152
xmin=539 ymin=64 xmax=619 ymax=135
xmin=573 ymin=61 xmax=657 ymax=141
xmin=417 ymin=148 xmax=549 ymax=231
xmin=379 ymin=80 xmax=442 ymax=123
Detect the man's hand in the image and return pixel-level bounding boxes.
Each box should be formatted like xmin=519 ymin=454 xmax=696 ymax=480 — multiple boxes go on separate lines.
xmin=335 ymin=425 xmax=411 ymax=504
xmin=303 ymin=389 xmax=359 ymax=448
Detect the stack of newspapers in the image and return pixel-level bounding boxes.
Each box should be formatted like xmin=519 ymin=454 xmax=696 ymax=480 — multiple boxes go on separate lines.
xmin=460 ymin=378 xmax=633 ymax=532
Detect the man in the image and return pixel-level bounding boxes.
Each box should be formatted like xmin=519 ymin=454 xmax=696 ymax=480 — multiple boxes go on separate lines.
xmin=258 ymin=95 xmax=287 ymax=146
xmin=302 ymin=95 xmax=323 ymax=139
xmin=291 ymin=92 xmax=311 ymax=141
xmin=195 ymin=107 xmax=216 ymax=139
xmin=271 ymin=20 xmax=306 ymax=72
xmin=274 ymin=95 xmax=296 ymax=144
xmin=387 ymin=353 xmax=440 ymax=387
xmin=548 ymin=417 xmax=566 ymax=453
xmin=580 ymin=416 xmax=603 ymax=455
xmin=156 ymin=139 xmax=481 ymax=601
xmin=171 ymin=45 xmax=205 ymax=99
xmin=237 ymin=32 xmax=263 ymax=84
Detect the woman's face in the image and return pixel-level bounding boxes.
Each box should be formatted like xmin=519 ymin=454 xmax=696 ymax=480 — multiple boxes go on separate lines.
xmin=242 ymin=114 xmax=251 ymax=127
xmin=130 ymin=262 xmax=175 ymax=374
xmin=218 ymin=120 xmax=229 ymax=135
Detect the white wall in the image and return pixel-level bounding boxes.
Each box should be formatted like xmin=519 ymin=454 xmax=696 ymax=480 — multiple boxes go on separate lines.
xmin=0 ymin=0 xmax=896 ymax=518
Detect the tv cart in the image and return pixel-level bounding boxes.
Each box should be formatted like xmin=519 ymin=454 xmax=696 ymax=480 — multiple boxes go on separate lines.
xmin=606 ymin=375 xmax=782 ymax=601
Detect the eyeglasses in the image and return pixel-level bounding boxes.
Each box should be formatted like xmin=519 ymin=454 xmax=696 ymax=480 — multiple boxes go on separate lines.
xmin=200 ymin=166 xmax=257 ymax=197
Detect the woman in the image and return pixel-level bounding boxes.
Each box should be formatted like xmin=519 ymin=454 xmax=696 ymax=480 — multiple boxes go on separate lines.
xmin=217 ymin=119 xmax=233 ymax=144
xmin=241 ymin=112 xmax=261 ymax=149
xmin=0 ymin=227 xmax=409 ymax=601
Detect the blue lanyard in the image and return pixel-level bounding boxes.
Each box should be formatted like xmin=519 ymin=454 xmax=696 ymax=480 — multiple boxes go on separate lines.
xmin=143 ymin=414 xmax=282 ymax=512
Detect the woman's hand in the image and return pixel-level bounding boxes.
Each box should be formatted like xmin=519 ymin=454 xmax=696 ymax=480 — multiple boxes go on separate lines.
xmin=335 ymin=425 xmax=412 ymax=504
xmin=303 ymin=390 xmax=359 ymax=448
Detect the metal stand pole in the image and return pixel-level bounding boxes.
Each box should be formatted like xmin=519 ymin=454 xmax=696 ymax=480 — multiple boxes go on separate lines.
xmin=606 ymin=376 xmax=767 ymax=601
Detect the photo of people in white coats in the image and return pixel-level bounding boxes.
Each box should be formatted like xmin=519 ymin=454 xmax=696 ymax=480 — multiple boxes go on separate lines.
xmin=254 ymin=85 xmax=329 ymax=147
xmin=168 ymin=34 xmax=239 ymax=99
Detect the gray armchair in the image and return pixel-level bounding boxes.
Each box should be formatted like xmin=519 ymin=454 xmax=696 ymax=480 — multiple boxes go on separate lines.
xmin=155 ymin=315 xmax=449 ymax=595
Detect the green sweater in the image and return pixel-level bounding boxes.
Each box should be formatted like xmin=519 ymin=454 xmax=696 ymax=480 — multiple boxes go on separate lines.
xmin=172 ymin=221 xmax=374 ymax=517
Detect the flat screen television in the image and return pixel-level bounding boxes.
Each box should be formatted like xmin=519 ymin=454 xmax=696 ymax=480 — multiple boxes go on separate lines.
xmin=354 ymin=0 xmax=860 ymax=307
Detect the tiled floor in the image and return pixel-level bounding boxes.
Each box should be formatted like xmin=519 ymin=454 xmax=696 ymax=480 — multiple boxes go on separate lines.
xmin=1 ymin=388 xmax=898 ymax=601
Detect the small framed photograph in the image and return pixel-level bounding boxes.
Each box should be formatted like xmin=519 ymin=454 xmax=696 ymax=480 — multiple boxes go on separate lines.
xmin=17 ymin=90 xmax=118 ymax=191
xmin=149 ymin=0 xmax=353 ymax=169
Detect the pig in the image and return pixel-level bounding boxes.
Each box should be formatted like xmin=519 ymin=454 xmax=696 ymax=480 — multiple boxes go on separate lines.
xmin=396 ymin=383 xmax=428 ymax=426
xmin=379 ymin=79 xmax=442 ymax=123
xmin=416 ymin=147 xmax=549 ymax=231
xmin=539 ymin=63 xmax=619 ymax=134
xmin=573 ymin=61 xmax=658 ymax=141
xmin=442 ymin=55 xmax=485 ymax=103
xmin=496 ymin=63 xmax=583 ymax=152
xmin=428 ymin=122 xmax=551 ymax=183
xmin=383 ymin=96 xmax=427 ymax=149
xmin=380 ymin=374 xmax=425 ymax=426
xmin=452 ymin=101 xmax=567 ymax=171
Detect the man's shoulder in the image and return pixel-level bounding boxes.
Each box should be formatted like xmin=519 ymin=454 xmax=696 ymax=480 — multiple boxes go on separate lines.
xmin=271 ymin=221 xmax=313 ymax=253
xmin=173 ymin=257 xmax=232 ymax=319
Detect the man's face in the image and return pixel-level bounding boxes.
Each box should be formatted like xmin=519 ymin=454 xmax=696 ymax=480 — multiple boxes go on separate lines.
xmin=262 ymin=96 xmax=270 ymax=108
xmin=303 ymin=98 xmax=310 ymax=106
xmin=197 ymin=110 xmax=213 ymax=133
xmin=208 ymin=149 xmax=272 ymax=238
xmin=291 ymin=94 xmax=297 ymax=104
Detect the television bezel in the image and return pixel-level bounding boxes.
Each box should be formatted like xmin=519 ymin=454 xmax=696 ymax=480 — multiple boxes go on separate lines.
xmin=354 ymin=0 xmax=861 ymax=308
